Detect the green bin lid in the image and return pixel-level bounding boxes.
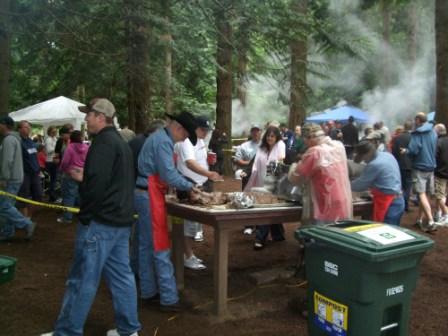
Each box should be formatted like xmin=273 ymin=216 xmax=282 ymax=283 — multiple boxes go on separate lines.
xmin=296 ymin=220 xmax=434 ymax=262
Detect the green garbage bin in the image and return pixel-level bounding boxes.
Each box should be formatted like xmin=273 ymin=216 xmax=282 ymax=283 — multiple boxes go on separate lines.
xmin=296 ymin=220 xmax=434 ymax=336
xmin=0 ymin=255 xmax=17 ymax=285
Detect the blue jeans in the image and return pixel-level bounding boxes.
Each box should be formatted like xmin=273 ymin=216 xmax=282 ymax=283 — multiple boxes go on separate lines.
xmin=0 ymin=181 xmax=32 ymax=238
xmin=401 ymin=169 xmax=412 ymax=211
xmin=61 ymin=174 xmax=79 ymax=221
xmin=54 ymin=221 xmax=140 ymax=336
xmin=384 ymin=196 xmax=405 ymax=226
xmin=134 ymin=189 xmax=178 ymax=305
xmin=46 ymin=162 xmax=58 ymax=201
xmin=255 ymin=224 xmax=285 ymax=243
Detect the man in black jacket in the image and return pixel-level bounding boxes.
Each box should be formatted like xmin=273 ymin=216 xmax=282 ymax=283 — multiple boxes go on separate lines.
xmin=341 ymin=116 xmax=359 ymax=159
xmin=434 ymin=123 xmax=448 ymax=224
xmin=392 ymin=120 xmax=413 ymax=211
xmin=43 ymin=98 xmax=141 ymax=336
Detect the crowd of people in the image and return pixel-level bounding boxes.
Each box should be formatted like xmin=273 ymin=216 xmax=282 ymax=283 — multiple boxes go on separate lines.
xmin=1 ymin=98 xmax=447 ymax=335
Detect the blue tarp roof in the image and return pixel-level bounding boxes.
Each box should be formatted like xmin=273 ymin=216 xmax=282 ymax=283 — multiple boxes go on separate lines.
xmin=306 ymin=105 xmax=370 ymax=124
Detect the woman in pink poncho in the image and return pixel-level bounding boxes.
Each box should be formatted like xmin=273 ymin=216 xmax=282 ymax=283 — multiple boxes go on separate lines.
xmin=244 ymin=126 xmax=286 ymax=250
xmin=290 ymin=124 xmax=352 ymax=223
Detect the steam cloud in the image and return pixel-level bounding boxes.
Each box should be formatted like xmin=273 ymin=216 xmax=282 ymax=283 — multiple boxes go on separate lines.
xmin=232 ymin=0 xmax=436 ymax=135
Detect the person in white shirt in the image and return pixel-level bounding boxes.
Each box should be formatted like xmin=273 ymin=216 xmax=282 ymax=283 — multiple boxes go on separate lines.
xmin=174 ymin=116 xmax=221 ymax=270
xmin=44 ymin=126 xmax=58 ymax=201
xmin=233 ymin=125 xmax=262 ymax=235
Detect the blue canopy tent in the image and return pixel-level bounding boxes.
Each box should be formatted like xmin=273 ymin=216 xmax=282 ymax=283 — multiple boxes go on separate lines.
xmin=306 ymin=105 xmax=370 ymax=124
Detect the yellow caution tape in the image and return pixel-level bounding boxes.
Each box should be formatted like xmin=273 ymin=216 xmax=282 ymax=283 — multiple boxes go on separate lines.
xmin=0 ymin=189 xmax=141 ymax=219
xmin=343 ymin=223 xmax=384 ymax=233
xmin=0 ymin=190 xmax=80 ymax=213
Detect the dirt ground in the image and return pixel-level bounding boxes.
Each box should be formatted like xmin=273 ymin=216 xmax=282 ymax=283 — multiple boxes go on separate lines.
xmin=1 ymin=177 xmax=447 ymax=336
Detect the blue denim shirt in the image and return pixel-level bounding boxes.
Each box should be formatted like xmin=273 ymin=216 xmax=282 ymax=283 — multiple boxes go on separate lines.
xmin=137 ymin=127 xmax=193 ymax=191
xmin=351 ymin=151 xmax=402 ymax=195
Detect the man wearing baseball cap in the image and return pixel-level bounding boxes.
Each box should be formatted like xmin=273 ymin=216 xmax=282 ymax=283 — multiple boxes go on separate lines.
xmin=42 ymin=98 xmax=141 ymax=336
xmin=351 ymin=138 xmax=405 ymax=226
xmin=134 ymin=111 xmax=200 ymax=312
xmin=174 ymin=115 xmax=221 ymax=270
xmin=0 ymin=116 xmax=36 ymax=241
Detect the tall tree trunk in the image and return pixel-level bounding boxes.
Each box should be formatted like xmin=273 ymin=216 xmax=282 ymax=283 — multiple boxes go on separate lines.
xmin=126 ymin=0 xmax=150 ymax=133
xmin=289 ymin=0 xmax=307 ymax=129
xmin=161 ymin=0 xmax=172 ymax=114
xmin=381 ymin=0 xmax=391 ymax=87
xmin=436 ymin=0 xmax=448 ymax=126
xmin=408 ymin=1 xmax=418 ymax=66
xmin=0 ymin=0 xmax=11 ymax=116
xmin=162 ymin=32 xmax=173 ymax=114
xmin=214 ymin=3 xmax=233 ymax=138
xmin=236 ymin=18 xmax=249 ymax=107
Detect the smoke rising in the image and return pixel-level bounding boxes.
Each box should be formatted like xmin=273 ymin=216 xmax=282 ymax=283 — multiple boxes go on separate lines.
xmin=231 ymin=0 xmax=435 ymax=135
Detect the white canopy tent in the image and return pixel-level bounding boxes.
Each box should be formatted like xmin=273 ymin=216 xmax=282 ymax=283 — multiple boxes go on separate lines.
xmin=9 ymin=96 xmax=86 ymax=131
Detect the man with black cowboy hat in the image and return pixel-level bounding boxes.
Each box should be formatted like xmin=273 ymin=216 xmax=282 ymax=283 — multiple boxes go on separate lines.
xmin=134 ymin=111 xmax=200 ymax=312
xmin=42 ymin=98 xmax=141 ymax=336
xmin=0 ymin=116 xmax=36 ymax=241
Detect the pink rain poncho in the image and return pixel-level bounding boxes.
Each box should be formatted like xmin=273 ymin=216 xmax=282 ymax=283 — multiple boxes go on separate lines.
xmin=295 ymin=136 xmax=352 ymax=221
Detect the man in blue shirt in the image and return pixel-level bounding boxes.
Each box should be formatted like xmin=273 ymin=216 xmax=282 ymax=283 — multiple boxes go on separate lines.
xmin=352 ymin=137 xmax=405 ymax=226
xmin=135 ymin=111 xmax=199 ymax=312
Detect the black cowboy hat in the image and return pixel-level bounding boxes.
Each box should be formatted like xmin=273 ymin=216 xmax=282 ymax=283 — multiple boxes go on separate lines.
xmin=166 ymin=111 xmax=198 ymax=145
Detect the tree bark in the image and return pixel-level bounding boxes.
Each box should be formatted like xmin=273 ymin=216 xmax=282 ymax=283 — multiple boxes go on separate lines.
xmin=214 ymin=3 xmax=233 ymax=138
xmin=0 ymin=0 xmax=11 ymax=116
xmin=436 ymin=0 xmax=448 ymax=126
xmin=381 ymin=0 xmax=391 ymax=87
xmin=236 ymin=18 xmax=249 ymax=107
xmin=161 ymin=0 xmax=173 ymax=114
xmin=408 ymin=1 xmax=418 ymax=66
xmin=126 ymin=0 xmax=150 ymax=133
xmin=289 ymin=0 xmax=307 ymax=129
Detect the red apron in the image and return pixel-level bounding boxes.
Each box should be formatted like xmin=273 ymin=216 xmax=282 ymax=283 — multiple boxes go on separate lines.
xmin=148 ymin=175 xmax=170 ymax=251
xmin=371 ymin=188 xmax=395 ymax=223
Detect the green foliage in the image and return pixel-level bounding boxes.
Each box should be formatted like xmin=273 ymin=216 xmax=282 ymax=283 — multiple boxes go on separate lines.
xmin=5 ymin=0 xmax=435 ymax=125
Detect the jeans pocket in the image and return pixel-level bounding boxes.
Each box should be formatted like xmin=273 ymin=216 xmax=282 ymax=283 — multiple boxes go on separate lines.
xmin=85 ymin=235 xmax=97 ymax=252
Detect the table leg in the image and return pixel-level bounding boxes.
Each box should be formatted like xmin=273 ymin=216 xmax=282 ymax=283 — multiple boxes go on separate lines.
xmin=171 ymin=216 xmax=185 ymax=290
xmin=213 ymin=227 xmax=229 ymax=317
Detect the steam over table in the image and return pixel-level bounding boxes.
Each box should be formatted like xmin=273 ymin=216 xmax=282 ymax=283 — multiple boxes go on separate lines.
xmin=167 ymin=199 xmax=372 ymax=318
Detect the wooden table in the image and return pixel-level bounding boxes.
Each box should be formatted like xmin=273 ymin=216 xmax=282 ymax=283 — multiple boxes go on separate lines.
xmin=167 ymin=199 xmax=372 ymax=318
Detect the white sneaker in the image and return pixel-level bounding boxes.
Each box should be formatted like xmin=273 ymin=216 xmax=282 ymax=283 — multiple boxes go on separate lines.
xmin=191 ymin=255 xmax=203 ymax=263
xmin=107 ymin=329 xmax=138 ymax=336
xmin=56 ymin=217 xmax=72 ymax=224
xmin=426 ymin=221 xmax=438 ymax=232
xmin=184 ymin=256 xmax=206 ymax=270
xmin=194 ymin=231 xmax=204 ymax=242
xmin=440 ymin=215 xmax=448 ymax=226
xmin=243 ymin=228 xmax=253 ymax=235
xmin=40 ymin=333 xmax=53 ymax=336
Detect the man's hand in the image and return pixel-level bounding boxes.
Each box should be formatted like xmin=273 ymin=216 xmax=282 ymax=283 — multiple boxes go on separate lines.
xmin=207 ymin=171 xmax=222 ymax=181
xmin=190 ymin=185 xmax=202 ymax=195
